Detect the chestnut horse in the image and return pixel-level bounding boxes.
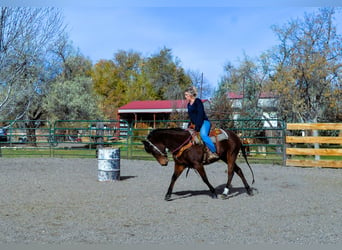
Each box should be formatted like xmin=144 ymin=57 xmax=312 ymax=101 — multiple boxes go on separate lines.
xmin=142 ymin=128 xmax=254 ymax=201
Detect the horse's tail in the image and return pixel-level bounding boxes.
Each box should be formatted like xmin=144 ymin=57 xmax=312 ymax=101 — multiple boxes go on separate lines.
xmin=241 ymin=144 xmax=255 ymax=184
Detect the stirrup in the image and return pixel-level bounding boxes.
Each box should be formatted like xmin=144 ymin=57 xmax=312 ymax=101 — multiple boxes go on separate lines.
xmin=204 ymin=147 xmax=219 ymax=163
xmin=207 ymin=151 xmax=219 ymax=161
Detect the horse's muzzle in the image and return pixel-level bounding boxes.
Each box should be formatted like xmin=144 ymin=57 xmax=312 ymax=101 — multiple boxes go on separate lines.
xmin=158 ymin=158 xmax=168 ymax=166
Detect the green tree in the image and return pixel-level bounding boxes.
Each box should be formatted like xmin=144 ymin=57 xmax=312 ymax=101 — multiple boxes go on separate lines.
xmin=112 ymin=50 xmax=156 ymax=104
xmin=92 ymin=48 xmax=191 ymax=118
xmin=144 ymin=47 xmax=191 ymax=100
xmin=44 ymin=77 xmax=100 ymax=122
xmin=43 ymin=45 xmax=100 ymax=123
xmin=92 ymin=54 xmax=156 ymax=118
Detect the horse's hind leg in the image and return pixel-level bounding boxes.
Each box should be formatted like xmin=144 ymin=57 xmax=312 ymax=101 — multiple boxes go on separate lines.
xmin=165 ymin=164 xmax=185 ymax=201
xmin=222 ymin=156 xmax=235 ymax=198
xmin=234 ymin=163 xmax=253 ymax=196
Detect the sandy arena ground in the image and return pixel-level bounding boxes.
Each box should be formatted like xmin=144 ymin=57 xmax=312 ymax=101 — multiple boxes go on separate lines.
xmin=0 ymin=158 xmax=341 ymax=246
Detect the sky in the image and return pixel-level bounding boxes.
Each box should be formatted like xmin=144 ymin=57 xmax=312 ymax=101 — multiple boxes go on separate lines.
xmin=4 ymin=0 xmax=342 ymax=88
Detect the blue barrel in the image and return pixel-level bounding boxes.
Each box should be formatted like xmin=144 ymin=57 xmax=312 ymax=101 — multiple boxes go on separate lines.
xmin=98 ymin=148 xmax=120 ymax=181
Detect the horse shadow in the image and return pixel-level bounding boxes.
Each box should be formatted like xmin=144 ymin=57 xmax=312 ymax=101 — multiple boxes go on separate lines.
xmin=215 ymin=184 xmax=258 ymax=199
xmin=171 ymin=184 xmax=258 ymax=201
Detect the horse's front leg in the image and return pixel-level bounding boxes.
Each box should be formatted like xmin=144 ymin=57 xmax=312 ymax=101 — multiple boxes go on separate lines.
xmin=165 ymin=164 xmax=185 ymax=201
xmin=195 ymin=163 xmax=217 ymax=199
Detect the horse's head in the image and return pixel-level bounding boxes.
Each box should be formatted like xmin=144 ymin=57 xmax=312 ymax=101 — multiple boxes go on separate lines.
xmin=142 ymin=138 xmax=168 ymax=166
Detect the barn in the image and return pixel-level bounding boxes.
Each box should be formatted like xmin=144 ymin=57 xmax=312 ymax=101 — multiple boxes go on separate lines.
xmin=117 ymin=99 xmax=209 ymax=127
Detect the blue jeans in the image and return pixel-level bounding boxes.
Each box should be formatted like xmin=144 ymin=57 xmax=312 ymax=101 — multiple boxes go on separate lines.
xmin=200 ymin=120 xmax=216 ymax=153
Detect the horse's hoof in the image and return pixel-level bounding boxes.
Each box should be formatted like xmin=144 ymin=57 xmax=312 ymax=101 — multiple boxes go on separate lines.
xmin=221 ymin=194 xmax=229 ymax=200
xmin=246 ymin=189 xmax=254 ymax=196
xmin=164 ymin=195 xmax=172 ymax=201
xmin=211 ymin=193 xmax=218 ymax=199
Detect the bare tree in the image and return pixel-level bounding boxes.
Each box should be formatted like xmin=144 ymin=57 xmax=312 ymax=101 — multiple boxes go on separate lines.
xmin=269 ymin=8 xmax=342 ymax=160
xmin=0 ymin=7 xmax=65 ymax=123
xmin=270 ymin=7 xmax=342 ymax=123
xmin=187 ymin=70 xmax=212 ymax=99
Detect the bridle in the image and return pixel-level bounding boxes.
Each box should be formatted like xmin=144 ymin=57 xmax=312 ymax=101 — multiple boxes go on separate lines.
xmin=145 ymin=131 xmax=193 ymax=157
xmin=144 ymin=138 xmax=168 ymax=157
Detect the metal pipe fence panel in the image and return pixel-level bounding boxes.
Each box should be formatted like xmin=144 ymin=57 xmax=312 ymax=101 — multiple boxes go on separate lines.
xmin=1 ymin=118 xmax=285 ymax=164
xmin=0 ymin=120 xmax=130 ymax=158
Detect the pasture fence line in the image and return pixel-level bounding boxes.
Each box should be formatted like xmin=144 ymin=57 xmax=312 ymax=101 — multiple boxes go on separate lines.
xmin=286 ymin=123 xmax=342 ymax=168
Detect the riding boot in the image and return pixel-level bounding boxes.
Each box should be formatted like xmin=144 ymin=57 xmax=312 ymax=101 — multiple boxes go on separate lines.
xmin=206 ymin=148 xmax=219 ymax=163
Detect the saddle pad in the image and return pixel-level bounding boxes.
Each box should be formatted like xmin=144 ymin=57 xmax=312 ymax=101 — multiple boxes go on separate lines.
xmin=210 ymin=128 xmax=229 ymax=142
xmin=189 ymin=128 xmax=228 ymax=144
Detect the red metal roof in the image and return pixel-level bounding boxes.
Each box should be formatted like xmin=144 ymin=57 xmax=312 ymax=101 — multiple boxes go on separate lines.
xmin=118 ymin=99 xmax=208 ymax=113
xmin=119 ymin=100 xmax=187 ymax=110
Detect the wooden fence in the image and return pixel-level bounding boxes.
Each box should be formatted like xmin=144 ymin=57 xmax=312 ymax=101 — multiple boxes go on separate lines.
xmin=286 ymin=123 xmax=342 ymax=168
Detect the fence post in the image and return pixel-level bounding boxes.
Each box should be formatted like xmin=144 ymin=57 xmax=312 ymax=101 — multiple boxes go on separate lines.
xmin=282 ymin=121 xmax=287 ymax=167
xmin=96 ymin=121 xmax=104 ymax=150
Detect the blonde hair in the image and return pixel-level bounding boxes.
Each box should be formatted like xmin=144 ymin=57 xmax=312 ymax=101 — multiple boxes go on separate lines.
xmin=184 ymin=86 xmax=198 ymax=97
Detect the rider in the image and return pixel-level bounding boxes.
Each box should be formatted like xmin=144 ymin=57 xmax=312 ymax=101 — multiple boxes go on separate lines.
xmin=184 ymin=86 xmax=219 ymax=162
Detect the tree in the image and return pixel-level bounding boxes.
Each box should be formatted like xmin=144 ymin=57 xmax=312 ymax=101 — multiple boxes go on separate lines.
xmin=144 ymin=47 xmax=191 ymax=100
xmin=269 ymin=7 xmax=342 ymax=123
xmin=215 ymin=53 xmax=277 ymax=138
xmin=112 ymin=50 xmax=156 ymax=104
xmin=209 ymin=83 xmax=234 ymax=129
xmin=187 ymin=70 xmax=212 ymax=99
xmin=92 ymin=48 xmax=191 ymax=118
xmin=44 ymin=76 xmax=100 ymax=122
xmin=43 ymin=49 xmax=101 ymax=121
xmin=92 ymin=55 xmax=155 ymax=118
xmin=0 ymin=7 xmax=65 ymax=121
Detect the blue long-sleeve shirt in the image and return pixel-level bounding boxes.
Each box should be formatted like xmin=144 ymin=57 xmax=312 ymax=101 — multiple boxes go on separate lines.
xmin=187 ymin=98 xmax=208 ymax=132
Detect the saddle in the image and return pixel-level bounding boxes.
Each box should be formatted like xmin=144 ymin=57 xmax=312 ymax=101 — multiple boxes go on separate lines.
xmin=193 ymin=127 xmax=229 ymax=144
xmin=174 ymin=127 xmax=228 ymax=158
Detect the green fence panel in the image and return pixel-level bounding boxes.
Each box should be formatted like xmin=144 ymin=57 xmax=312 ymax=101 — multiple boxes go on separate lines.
xmin=1 ymin=118 xmax=285 ymax=165
xmin=0 ymin=120 xmax=53 ymax=157
xmin=51 ymin=120 xmax=130 ymax=158
xmin=0 ymin=119 xmax=130 ymax=158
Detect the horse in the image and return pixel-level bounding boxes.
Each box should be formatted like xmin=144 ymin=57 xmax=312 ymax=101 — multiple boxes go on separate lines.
xmin=142 ymin=127 xmax=255 ymax=201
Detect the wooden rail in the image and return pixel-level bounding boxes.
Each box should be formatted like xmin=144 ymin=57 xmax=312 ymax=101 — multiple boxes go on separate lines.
xmin=286 ymin=123 xmax=342 ymax=168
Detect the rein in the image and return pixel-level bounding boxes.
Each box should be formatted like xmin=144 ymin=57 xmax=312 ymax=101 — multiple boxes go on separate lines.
xmin=171 ymin=133 xmax=193 ymax=154
xmin=144 ymin=138 xmax=167 ymax=157
xmin=146 ymin=129 xmax=194 ymax=158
